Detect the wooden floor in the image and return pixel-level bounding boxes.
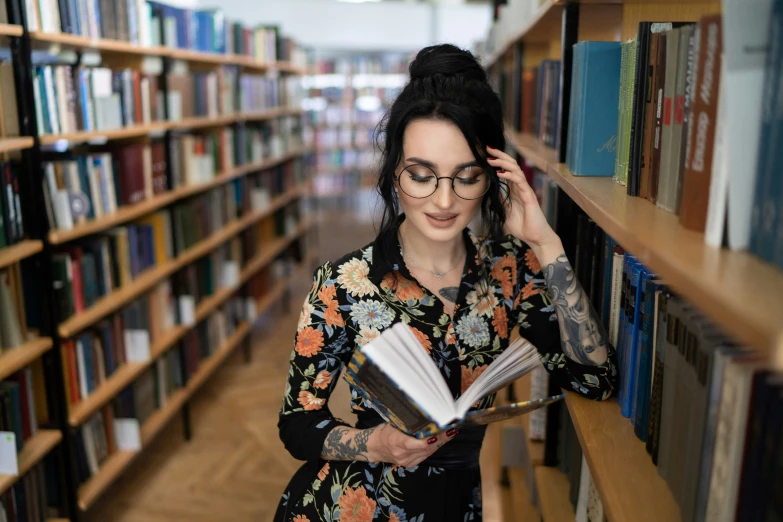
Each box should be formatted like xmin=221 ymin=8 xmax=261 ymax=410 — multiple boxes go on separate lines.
xmin=84 ymin=193 xmax=540 ymax=522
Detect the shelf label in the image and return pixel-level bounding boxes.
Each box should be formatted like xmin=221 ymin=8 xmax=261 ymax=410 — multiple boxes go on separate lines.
xmin=124 ymin=330 xmax=151 ymax=362
xmin=0 ymin=432 xmax=17 ymax=475
xmin=245 ymin=297 xmax=257 ymax=322
xmin=222 ymin=262 xmax=240 ymax=288
xmin=179 ymin=296 xmax=196 ymax=326
xmin=113 ymin=419 xmax=142 ymax=451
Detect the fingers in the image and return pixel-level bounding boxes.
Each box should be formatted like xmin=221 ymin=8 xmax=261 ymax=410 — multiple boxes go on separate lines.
xmin=486 ymin=145 xmax=514 ymax=162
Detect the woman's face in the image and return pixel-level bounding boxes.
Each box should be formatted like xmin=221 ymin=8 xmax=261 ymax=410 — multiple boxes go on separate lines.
xmin=396 ymin=119 xmax=486 ymax=244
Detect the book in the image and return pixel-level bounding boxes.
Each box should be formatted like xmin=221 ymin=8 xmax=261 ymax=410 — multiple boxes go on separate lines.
xmin=344 ymin=322 xmax=565 ymax=438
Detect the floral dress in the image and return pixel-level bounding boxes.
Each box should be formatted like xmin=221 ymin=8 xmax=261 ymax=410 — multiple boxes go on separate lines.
xmin=275 ymin=220 xmax=617 ymax=522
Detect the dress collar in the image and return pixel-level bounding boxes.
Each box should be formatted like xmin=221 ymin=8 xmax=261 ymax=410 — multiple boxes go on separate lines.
xmin=367 ymin=214 xmax=482 ymax=286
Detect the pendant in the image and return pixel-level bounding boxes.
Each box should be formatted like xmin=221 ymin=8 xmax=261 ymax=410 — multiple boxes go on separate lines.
xmin=435 ymin=274 xmax=442 ymax=280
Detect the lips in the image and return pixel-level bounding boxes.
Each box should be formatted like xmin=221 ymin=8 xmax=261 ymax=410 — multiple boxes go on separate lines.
xmin=425 ymin=213 xmax=458 ymax=228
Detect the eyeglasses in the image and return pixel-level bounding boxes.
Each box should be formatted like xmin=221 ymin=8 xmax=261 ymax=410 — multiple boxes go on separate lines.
xmin=395 ymin=164 xmax=491 ymax=200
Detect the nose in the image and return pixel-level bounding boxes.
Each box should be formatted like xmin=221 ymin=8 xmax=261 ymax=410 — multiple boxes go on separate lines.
xmin=433 ymin=178 xmax=455 ymax=208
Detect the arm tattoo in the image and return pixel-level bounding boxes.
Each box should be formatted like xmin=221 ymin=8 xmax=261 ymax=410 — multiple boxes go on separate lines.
xmin=439 ymin=287 xmax=459 ymax=303
xmin=542 ymin=254 xmax=608 ymax=366
xmin=321 ymin=425 xmax=378 ymax=462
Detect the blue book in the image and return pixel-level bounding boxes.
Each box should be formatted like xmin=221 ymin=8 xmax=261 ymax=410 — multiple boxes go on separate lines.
xmin=751 ymin=0 xmax=783 ymax=263
xmin=601 ymin=234 xmax=617 ymax=330
xmin=633 ymin=275 xmax=660 ymax=441
xmin=566 ymin=41 xmax=622 ymax=176
xmin=625 ymin=262 xmax=648 ymax=421
xmin=101 ymin=322 xmax=116 ymax=376
xmin=616 ymin=254 xmax=632 ymax=413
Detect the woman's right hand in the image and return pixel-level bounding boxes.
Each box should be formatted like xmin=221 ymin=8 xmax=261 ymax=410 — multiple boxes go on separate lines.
xmin=366 ymin=424 xmax=458 ymax=467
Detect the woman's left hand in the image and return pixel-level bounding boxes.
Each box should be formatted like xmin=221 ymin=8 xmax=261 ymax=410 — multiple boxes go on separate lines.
xmin=486 ymin=145 xmax=559 ymax=248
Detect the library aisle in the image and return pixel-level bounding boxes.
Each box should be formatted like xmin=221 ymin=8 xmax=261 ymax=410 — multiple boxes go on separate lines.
xmin=79 ymin=198 xmax=538 ymax=522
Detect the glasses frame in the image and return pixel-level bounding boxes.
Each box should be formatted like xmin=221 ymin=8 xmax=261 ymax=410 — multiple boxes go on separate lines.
xmin=394 ymin=163 xmax=492 ymax=201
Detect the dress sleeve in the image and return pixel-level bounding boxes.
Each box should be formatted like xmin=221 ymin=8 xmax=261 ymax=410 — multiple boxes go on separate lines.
xmin=508 ymin=237 xmax=617 ymax=401
xmin=278 ymin=261 xmax=354 ymax=462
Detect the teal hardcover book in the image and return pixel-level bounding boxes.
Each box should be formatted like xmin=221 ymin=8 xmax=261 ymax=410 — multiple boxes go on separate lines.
xmin=567 ymin=41 xmax=623 ymax=176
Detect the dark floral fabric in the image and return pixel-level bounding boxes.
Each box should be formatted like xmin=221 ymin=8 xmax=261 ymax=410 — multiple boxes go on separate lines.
xmin=275 ymin=223 xmax=617 ymax=522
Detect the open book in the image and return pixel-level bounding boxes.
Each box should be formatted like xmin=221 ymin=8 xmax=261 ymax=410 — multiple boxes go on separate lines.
xmin=344 ymin=322 xmax=566 ymax=438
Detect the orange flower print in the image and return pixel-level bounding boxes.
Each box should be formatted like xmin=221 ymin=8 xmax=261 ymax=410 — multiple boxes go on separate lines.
xmin=313 ymin=370 xmax=333 ymax=390
xmin=396 ymin=275 xmax=425 ymax=302
xmin=521 ymin=279 xmax=542 ymax=300
xmin=317 ymin=463 xmax=330 ymax=481
xmin=491 ymin=255 xmax=517 ymax=299
xmin=411 ymin=327 xmax=432 ymax=354
xmin=493 ymin=306 xmax=508 ymax=339
xmin=338 ymin=486 xmax=377 ymax=522
xmin=461 ymin=365 xmax=488 ymax=394
xmin=295 ymin=327 xmax=324 ymax=357
xmin=293 ymin=516 xmax=310 ymax=522
xmin=324 ymin=305 xmax=345 ymax=328
xmin=297 ymin=391 xmax=325 ymax=411
xmin=318 ymin=283 xmax=337 ymax=303
xmin=525 ymin=249 xmax=541 ymax=273
xmin=445 ymin=324 xmax=456 ymax=345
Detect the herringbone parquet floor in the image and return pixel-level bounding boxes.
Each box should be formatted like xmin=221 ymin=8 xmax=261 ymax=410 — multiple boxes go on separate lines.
xmin=83 ymin=196 xmax=539 ymax=522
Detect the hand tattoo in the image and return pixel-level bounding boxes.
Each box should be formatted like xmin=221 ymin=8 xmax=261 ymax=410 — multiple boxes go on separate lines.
xmin=321 ymin=425 xmax=378 ymax=462
xmin=542 ymin=254 xmax=608 ymax=366
xmin=439 ymin=287 xmax=459 ymax=303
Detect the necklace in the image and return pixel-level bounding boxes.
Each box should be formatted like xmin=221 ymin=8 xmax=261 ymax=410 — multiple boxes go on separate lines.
xmin=398 ymin=232 xmax=465 ymax=280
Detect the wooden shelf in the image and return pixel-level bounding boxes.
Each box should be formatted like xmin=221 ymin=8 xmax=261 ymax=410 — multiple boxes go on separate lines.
xmin=38 ymin=123 xmax=168 ymax=145
xmin=507 ymin=131 xmax=783 ymax=368
xmin=0 ymin=338 xmax=54 ymax=381
xmin=57 ymin=185 xmax=303 ymax=338
xmin=27 ymin=32 xmax=306 ymax=75
xmin=0 ymin=137 xmax=34 ymax=153
xmin=65 ymin=224 xmax=308 ymax=425
xmin=48 ymin=518 xmax=71 ymax=522
xmin=0 ymin=430 xmax=62 ymax=495
xmin=0 ymin=23 xmax=22 ymax=37
xmin=0 ymin=240 xmax=44 ymax=269
xmin=565 ymin=393 xmax=679 ymax=522
xmin=76 ymin=321 xmax=252 ymax=511
xmin=47 ymin=146 xmax=311 ymax=245
xmin=76 ymin=449 xmax=136 ymax=511
xmin=535 ymin=466 xmax=574 ymax=522
xmin=484 ymin=0 xmax=562 ymax=67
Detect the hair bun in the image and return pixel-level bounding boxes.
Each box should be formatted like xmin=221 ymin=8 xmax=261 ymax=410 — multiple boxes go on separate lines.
xmin=408 ymin=44 xmax=487 ymax=84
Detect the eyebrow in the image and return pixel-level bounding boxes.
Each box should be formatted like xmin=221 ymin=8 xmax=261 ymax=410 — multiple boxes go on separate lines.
xmin=405 ymin=157 xmax=480 ymax=171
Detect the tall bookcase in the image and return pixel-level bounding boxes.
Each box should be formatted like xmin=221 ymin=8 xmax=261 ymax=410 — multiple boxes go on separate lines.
xmin=484 ymin=1 xmax=782 ymax=522
xmin=0 ymin=0 xmax=319 ymax=520
xmin=305 ymin=54 xmax=407 ymax=199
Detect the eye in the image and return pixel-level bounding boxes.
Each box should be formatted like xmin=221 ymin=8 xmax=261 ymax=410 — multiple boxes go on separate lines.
xmin=404 ymin=166 xmax=436 ymax=184
xmin=456 ymin=167 xmax=484 ymax=185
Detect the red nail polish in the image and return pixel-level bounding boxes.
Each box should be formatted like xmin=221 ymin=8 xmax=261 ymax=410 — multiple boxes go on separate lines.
xmin=427 ymin=437 xmax=437 ymax=445
xmin=446 ymin=428 xmax=458 ymax=437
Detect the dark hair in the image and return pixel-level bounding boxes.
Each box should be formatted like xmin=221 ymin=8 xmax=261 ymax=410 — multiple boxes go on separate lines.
xmin=373 ymin=43 xmax=508 ymax=260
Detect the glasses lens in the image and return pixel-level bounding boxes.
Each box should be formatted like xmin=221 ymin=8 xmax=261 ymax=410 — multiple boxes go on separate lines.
xmin=399 ymin=165 xmax=438 ymax=198
xmin=453 ymin=167 xmax=490 ymax=200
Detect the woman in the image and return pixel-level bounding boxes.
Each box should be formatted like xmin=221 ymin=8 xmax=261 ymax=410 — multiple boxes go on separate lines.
xmin=275 ymin=44 xmax=617 ymax=521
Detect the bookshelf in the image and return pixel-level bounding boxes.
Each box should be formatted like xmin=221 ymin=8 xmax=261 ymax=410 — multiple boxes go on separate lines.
xmin=0 ymin=239 xmax=44 ymax=268
xmin=65 ymin=218 xmax=313 ymax=426
xmin=0 ymin=0 xmax=316 ymax=516
xmin=534 ymin=466 xmax=573 ymax=522
xmin=73 ymin=249 xmax=315 ymax=511
xmin=484 ymin=1 xmax=783 ymax=522
xmin=0 ymin=338 xmax=54 ymax=381
xmin=56 ymin=185 xmax=305 ymax=339
xmin=565 ymin=393 xmax=680 ymax=522
xmin=47 ymin=146 xmax=310 ymax=245
xmin=506 ymin=130 xmax=783 ymax=366
xmin=0 ymin=430 xmax=63 ymax=495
